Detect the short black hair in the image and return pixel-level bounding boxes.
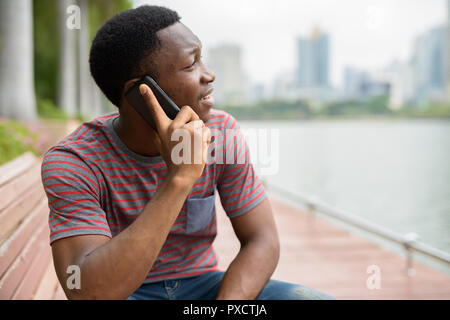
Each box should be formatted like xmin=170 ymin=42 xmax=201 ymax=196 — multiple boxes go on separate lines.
xmin=89 ymin=5 xmax=181 ymax=107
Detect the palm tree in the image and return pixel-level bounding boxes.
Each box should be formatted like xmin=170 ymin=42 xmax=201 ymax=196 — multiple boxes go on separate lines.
xmin=78 ymin=0 xmax=93 ymax=118
xmin=87 ymin=0 xmax=132 ymax=116
xmin=57 ymin=0 xmax=77 ymax=117
xmin=0 ymin=0 xmax=37 ymax=121
xmin=79 ymin=0 xmax=131 ymax=118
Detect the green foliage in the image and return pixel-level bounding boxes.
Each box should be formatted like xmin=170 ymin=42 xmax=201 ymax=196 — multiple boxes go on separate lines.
xmin=0 ymin=119 xmax=40 ymax=165
xmin=32 ymin=0 xmax=132 ymax=115
xmin=219 ymin=99 xmax=312 ymax=120
xmin=317 ymin=95 xmax=392 ymax=117
xmin=421 ymin=104 xmax=450 ymax=117
xmin=33 ymin=0 xmax=59 ymax=104
xmin=395 ymin=103 xmax=450 ymax=118
xmin=217 ymin=94 xmax=450 ymax=121
xmin=88 ymin=0 xmax=133 ymax=41
xmin=75 ymin=112 xmax=89 ymax=123
xmin=37 ymin=98 xmax=68 ymax=119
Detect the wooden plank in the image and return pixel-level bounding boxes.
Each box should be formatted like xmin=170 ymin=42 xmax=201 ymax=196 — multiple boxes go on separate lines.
xmin=53 ymin=284 xmax=67 ymax=300
xmin=0 ymin=152 xmax=63 ymax=300
xmin=0 ymin=183 xmax=46 ymax=243
xmin=0 ymin=222 xmax=48 ymax=299
xmin=32 ymin=259 xmax=60 ymax=300
xmin=11 ymin=227 xmax=52 ymax=299
xmin=0 ymin=161 xmax=42 ymax=212
xmin=0 ymin=198 xmax=48 ymax=276
xmin=0 ymin=152 xmax=36 ymax=187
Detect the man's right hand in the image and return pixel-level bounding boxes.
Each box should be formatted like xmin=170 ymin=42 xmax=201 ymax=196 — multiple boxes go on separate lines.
xmin=139 ymin=84 xmax=211 ymax=184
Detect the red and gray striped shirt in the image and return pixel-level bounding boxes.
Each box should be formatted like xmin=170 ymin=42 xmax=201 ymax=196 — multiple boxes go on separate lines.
xmin=41 ymin=108 xmax=266 ymax=283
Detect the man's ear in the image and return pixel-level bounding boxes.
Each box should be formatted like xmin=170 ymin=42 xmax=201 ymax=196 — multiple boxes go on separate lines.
xmin=119 ymin=78 xmax=141 ymax=107
xmin=123 ymin=78 xmax=141 ymax=94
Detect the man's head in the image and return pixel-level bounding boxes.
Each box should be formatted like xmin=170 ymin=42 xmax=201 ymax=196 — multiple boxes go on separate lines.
xmin=89 ymin=5 xmax=215 ymax=122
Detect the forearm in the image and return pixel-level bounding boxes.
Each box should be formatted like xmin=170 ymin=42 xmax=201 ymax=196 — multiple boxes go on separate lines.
xmin=69 ymin=174 xmax=192 ymax=299
xmin=216 ymin=236 xmax=280 ymax=300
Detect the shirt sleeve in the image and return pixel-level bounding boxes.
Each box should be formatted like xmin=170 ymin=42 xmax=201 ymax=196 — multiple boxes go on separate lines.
xmin=216 ymin=113 xmax=267 ymax=219
xmin=41 ymin=148 xmax=112 ymax=244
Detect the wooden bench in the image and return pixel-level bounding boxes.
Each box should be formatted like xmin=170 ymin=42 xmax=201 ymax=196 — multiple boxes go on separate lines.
xmin=0 ymin=152 xmax=66 ymax=299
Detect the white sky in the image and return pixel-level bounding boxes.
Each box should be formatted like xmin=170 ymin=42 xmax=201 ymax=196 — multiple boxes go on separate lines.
xmin=135 ymin=0 xmax=447 ymax=88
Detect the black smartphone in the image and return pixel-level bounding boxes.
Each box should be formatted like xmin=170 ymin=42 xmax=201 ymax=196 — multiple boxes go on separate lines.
xmin=125 ymin=75 xmax=180 ymax=131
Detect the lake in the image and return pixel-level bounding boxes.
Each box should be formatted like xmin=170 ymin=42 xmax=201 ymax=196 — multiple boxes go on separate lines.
xmin=239 ymin=118 xmax=450 ymax=253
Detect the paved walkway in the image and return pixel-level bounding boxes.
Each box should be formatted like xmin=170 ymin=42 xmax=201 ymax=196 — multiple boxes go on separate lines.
xmin=213 ymin=194 xmax=450 ymax=300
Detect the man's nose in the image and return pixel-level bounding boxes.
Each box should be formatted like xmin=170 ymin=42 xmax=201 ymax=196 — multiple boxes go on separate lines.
xmin=201 ymin=64 xmax=215 ymax=83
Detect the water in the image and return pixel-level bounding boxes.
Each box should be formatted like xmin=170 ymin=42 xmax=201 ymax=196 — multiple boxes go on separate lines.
xmin=239 ymin=118 xmax=450 ymax=253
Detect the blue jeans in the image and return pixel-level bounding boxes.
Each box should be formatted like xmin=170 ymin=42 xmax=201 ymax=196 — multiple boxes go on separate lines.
xmin=127 ymin=271 xmax=335 ymax=300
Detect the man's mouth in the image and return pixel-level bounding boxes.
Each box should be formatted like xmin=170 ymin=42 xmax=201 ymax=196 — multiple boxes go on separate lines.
xmin=200 ymin=87 xmax=214 ymax=100
xmin=199 ymin=88 xmax=215 ymax=108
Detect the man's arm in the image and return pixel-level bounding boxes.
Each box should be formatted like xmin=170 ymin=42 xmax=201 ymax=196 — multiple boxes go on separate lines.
xmin=52 ymin=173 xmax=192 ymax=299
xmin=216 ymin=197 xmax=280 ymax=300
xmin=51 ymin=84 xmax=211 ymax=299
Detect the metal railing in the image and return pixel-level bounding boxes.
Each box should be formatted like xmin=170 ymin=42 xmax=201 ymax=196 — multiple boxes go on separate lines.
xmin=262 ymin=180 xmax=450 ymax=276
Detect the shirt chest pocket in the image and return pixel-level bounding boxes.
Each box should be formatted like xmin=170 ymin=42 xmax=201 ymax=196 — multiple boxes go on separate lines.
xmin=185 ymin=189 xmax=216 ymax=235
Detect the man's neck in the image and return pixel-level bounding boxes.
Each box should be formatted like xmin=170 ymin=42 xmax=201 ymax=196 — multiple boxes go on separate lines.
xmin=113 ymin=112 xmax=161 ymax=157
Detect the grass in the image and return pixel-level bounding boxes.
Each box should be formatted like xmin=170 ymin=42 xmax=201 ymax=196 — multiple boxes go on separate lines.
xmin=0 ymin=119 xmax=42 ymax=165
xmin=37 ymin=98 xmax=68 ymax=119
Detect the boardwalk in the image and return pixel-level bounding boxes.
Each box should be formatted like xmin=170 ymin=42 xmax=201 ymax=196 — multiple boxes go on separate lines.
xmin=213 ymin=193 xmax=450 ymax=300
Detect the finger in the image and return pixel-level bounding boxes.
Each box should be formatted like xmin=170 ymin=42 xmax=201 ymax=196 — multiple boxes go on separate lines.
xmin=171 ymin=105 xmax=200 ymax=130
xmin=202 ymin=127 xmax=211 ymax=163
xmin=180 ymin=119 xmax=204 ymax=136
xmin=139 ymin=84 xmax=170 ymax=133
xmin=202 ymin=126 xmax=211 ymax=144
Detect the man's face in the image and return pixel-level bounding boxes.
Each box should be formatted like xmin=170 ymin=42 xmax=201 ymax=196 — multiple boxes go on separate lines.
xmin=146 ymin=22 xmax=215 ymax=122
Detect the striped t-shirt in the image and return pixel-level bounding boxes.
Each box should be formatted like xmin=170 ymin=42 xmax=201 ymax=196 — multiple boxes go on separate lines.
xmin=41 ymin=108 xmax=266 ymax=283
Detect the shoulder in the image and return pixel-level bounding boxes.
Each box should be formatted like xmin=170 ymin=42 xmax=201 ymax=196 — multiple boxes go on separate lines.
xmin=59 ymin=112 xmax=116 ymax=146
xmin=206 ymin=108 xmax=239 ymax=131
xmin=44 ymin=112 xmax=117 ymax=161
xmin=41 ymin=144 xmax=101 ymax=199
xmin=41 ymin=112 xmax=117 ymax=174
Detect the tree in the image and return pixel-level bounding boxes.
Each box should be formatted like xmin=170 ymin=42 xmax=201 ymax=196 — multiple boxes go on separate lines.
xmin=33 ymin=0 xmax=58 ymax=106
xmin=78 ymin=0 xmax=95 ymax=117
xmin=0 ymin=0 xmax=37 ymax=121
xmin=78 ymin=0 xmax=132 ymax=118
xmin=85 ymin=0 xmax=132 ymax=116
xmin=32 ymin=0 xmax=132 ymax=119
xmin=57 ymin=0 xmax=77 ymax=117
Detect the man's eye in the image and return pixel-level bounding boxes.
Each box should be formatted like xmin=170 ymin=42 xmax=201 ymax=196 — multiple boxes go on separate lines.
xmin=185 ymin=56 xmax=202 ymax=69
xmin=185 ymin=61 xmax=196 ymax=69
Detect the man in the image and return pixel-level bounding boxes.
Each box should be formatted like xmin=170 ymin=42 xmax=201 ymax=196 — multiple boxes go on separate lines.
xmin=41 ymin=5 xmax=334 ymax=300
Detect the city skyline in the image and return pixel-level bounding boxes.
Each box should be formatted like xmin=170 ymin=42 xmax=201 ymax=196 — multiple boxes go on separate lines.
xmin=297 ymin=28 xmax=329 ymax=88
xmin=136 ymin=0 xmax=446 ymax=88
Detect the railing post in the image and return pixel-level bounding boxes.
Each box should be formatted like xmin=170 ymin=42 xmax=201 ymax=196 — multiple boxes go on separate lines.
xmin=306 ymin=196 xmax=319 ymax=225
xmin=403 ymin=233 xmax=419 ymax=277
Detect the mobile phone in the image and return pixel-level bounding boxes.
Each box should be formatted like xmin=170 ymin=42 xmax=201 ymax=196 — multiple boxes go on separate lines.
xmin=125 ymin=75 xmax=180 ymax=131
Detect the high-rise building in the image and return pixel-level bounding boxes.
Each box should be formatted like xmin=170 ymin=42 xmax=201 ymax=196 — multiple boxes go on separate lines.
xmin=296 ymin=28 xmax=330 ymax=88
xmin=272 ymin=71 xmax=297 ymax=101
xmin=206 ymin=44 xmax=247 ymax=106
xmin=344 ymin=66 xmax=390 ymax=101
xmin=411 ymin=26 xmax=447 ymax=104
xmin=446 ymin=0 xmax=450 ymax=100
xmin=344 ymin=67 xmax=365 ymax=98
xmin=388 ymin=61 xmax=414 ymax=109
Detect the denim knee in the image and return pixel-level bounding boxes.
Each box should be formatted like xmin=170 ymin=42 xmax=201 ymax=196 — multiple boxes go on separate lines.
xmin=288 ymin=284 xmax=336 ymax=300
xmin=257 ymin=279 xmax=336 ymax=300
